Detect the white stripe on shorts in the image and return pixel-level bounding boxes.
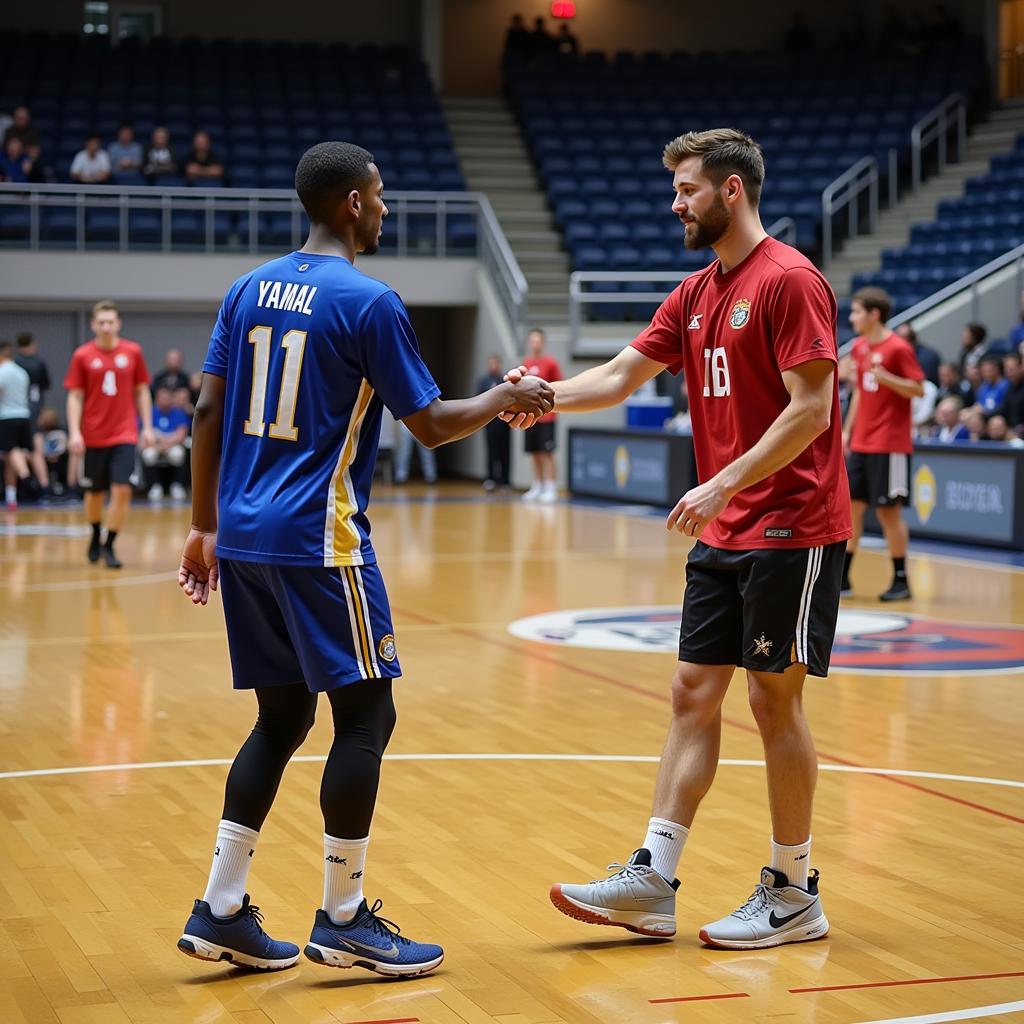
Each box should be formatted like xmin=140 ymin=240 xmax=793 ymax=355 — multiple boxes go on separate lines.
xmin=794 ymin=546 xmax=823 ymax=665
xmin=338 ymin=568 xmax=368 ymax=677
xmin=352 ymin=566 xmax=382 ymax=677
xmin=889 ymin=452 xmax=909 ymax=499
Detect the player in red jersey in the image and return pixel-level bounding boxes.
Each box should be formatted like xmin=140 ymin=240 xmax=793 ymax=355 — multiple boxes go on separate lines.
xmin=508 ymin=128 xmax=851 ymax=949
xmin=520 ymin=327 xmax=562 ymax=502
xmin=65 ymin=301 xmax=154 ymax=568
xmin=842 ymin=287 xmax=924 ymax=601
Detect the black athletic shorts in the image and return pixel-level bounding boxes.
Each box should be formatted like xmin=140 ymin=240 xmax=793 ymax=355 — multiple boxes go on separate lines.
xmin=847 ymin=451 xmax=909 ymax=507
xmin=524 ymin=420 xmax=556 ymax=453
xmin=678 ymin=540 xmax=846 ymax=678
xmin=81 ymin=444 xmax=137 ymax=492
xmin=0 ymin=417 xmax=33 ymax=453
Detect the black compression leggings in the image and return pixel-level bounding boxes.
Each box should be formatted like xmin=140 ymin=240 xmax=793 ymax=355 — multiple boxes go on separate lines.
xmin=221 ymin=678 xmax=397 ymax=839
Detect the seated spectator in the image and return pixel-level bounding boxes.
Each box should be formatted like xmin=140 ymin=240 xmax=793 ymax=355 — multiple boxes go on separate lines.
xmin=936 ymin=361 xmax=974 ymax=407
xmin=931 ymin=397 xmax=969 ymax=442
xmin=1003 ymin=352 xmax=1024 ymax=434
xmin=964 ymin=362 xmax=983 ymax=403
xmin=184 ymin=131 xmax=224 ymax=184
xmin=975 ymin=355 xmax=1008 ymax=413
xmin=556 ymin=23 xmax=579 ymax=56
xmin=961 ymin=406 xmax=986 ymax=441
xmin=142 ymin=387 xmax=189 ymax=500
xmin=985 ymin=414 xmax=1024 ymax=447
xmin=151 ymin=348 xmax=189 ymax=394
xmin=108 ymin=124 xmax=143 ymax=175
xmin=958 ymin=322 xmax=987 ymax=375
xmin=2 ymin=106 xmax=39 ymax=149
xmin=173 ymin=385 xmax=195 ymax=419
xmin=36 ymin=407 xmax=70 ymax=496
xmin=70 ymin=136 xmax=111 ymax=184
xmin=144 ymin=127 xmax=177 ymax=181
xmin=0 ymin=136 xmax=29 ymax=183
xmin=23 ymin=143 xmax=49 ymax=183
xmin=896 ymin=322 xmax=941 ymax=384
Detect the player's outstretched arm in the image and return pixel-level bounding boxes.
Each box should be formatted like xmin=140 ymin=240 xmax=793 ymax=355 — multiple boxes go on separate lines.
xmin=179 ymin=372 xmax=225 ymax=605
xmin=402 ymin=376 xmax=554 ymax=448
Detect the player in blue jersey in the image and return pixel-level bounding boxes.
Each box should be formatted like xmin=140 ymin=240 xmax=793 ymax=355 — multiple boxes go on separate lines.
xmin=175 ymin=142 xmax=553 ymax=974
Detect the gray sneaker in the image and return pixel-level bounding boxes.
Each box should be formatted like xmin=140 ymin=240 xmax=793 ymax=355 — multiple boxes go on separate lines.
xmin=699 ymin=867 xmax=829 ymax=949
xmin=550 ymin=849 xmax=679 ymax=937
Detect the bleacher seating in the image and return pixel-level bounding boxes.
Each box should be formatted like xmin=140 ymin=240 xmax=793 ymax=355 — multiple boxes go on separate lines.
xmin=852 ymin=132 xmax=1024 ymax=314
xmin=0 ymin=30 xmax=468 ymax=252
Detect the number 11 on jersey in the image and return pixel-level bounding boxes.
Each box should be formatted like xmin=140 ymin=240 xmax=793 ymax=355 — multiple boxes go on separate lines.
xmin=244 ymin=326 xmax=308 ymax=440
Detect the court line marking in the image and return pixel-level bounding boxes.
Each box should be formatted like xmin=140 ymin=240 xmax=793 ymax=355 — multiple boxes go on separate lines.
xmin=791 ymin=970 xmax=1024 ymax=994
xmin=17 ymin=571 xmax=177 ymax=592
xmin=0 ymin=754 xmax=1022 ymax=789
xmin=849 ymin=1000 xmax=1024 ymax=1024
xmin=649 ymin=992 xmax=749 ymax=1004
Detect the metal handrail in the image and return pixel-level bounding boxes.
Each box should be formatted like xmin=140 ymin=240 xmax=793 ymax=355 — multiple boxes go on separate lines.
xmin=889 ymin=241 xmax=1024 ymax=327
xmin=821 ymin=156 xmax=878 ymax=267
xmin=567 ymin=217 xmax=797 ymax=341
xmin=0 ymin=182 xmax=529 ymax=338
xmin=910 ymin=92 xmax=966 ymax=191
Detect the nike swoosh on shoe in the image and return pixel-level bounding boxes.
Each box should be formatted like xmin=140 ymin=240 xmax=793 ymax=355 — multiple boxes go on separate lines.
xmin=768 ymin=901 xmax=817 ymax=929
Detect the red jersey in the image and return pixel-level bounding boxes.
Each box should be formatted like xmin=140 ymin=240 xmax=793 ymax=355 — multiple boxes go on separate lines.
xmin=632 ymin=236 xmax=851 ymax=550
xmin=64 ymin=339 xmax=150 ymax=447
xmin=850 ymin=333 xmax=923 ymax=455
xmin=524 ymin=353 xmax=562 ymax=423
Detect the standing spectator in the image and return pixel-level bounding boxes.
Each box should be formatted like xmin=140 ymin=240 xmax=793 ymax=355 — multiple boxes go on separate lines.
xmin=957 ymin=322 xmax=988 ymax=376
xmin=936 ymin=360 xmax=973 ymax=406
xmin=531 ymin=17 xmax=555 ymax=57
xmin=15 ymin=332 xmax=52 ymax=497
xmin=520 ymin=327 xmax=562 ymax=502
xmin=152 ymin=348 xmax=189 ymax=394
xmin=895 ymin=322 xmax=940 ymax=384
xmin=503 ymin=13 xmax=531 ymax=58
xmin=142 ymin=386 xmax=190 ymax=500
xmin=478 ymin=354 xmax=510 ymax=490
xmin=1 ymin=137 xmax=30 ymax=182
xmin=842 ymin=287 xmax=924 ymax=602
xmin=393 ymin=419 xmax=437 ymax=485
xmin=144 ymin=127 xmax=177 ymax=181
xmin=70 ymin=135 xmax=112 ymax=184
xmin=0 ymin=340 xmax=33 ymax=509
xmin=1002 ymin=352 xmax=1024 ymax=433
xmin=555 ymin=23 xmax=579 ymax=56
xmin=184 ymin=132 xmax=224 ymax=184
xmin=108 ymin=124 xmax=143 ymax=175
xmin=2 ymin=106 xmax=40 ymax=149
xmin=975 ymin=355 xmax=1008 ymax=413
xmin=1010 ymin=289 xmax=1024 ymax=351
xmin=931 ymin=397 xmax=969 ymax=442
xmin=65 ymin=301 xmax=154 ymax=569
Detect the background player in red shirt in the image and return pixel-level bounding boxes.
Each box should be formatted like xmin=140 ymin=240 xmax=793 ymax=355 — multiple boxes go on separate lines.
xmin=520 ymin=327 xmax=562 ymax=502
xmin=508 ymin=128 xmax=851 ymax=949
xmin=65 ymin=301 xmax=153 ymax=568
xmin=842 ymin=287 xmax=925 ymax=601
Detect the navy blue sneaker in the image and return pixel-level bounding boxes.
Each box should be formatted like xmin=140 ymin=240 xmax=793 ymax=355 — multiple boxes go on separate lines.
xmin=304 ymin=898 xmax=444 ymax=977
xmin=177 ymin=894 xmax=300 ymax=970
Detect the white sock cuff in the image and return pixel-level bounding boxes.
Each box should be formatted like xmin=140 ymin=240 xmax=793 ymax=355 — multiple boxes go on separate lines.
xmin=648 ymin=817 xmax=689 ymax=837
xmin=218 ymin=819 xmax=260 ymax=842
xmin=324 ymin=833 xmax=369 ymax=849
xmin=771 ymin=835 xmax=812 ymax=852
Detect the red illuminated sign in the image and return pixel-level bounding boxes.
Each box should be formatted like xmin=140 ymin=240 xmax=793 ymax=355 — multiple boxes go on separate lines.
xmin=551 ymin=1 xmax=576 ymax=18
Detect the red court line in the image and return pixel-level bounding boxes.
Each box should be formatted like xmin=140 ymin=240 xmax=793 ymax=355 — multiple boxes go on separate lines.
xmin=650 ymin=992 xmax=750 ymax=1004
xmin=790 ymin=969 xmax=1024 ymax=994
xmin=393 ymin=609 xmax=1024 ymax=825
xmin=345 ymin=1018 xmax=420 ymax=1024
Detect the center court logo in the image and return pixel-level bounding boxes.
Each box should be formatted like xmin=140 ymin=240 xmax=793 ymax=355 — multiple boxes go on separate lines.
xmin=507 ymin=607 xmax=1024 ymax=674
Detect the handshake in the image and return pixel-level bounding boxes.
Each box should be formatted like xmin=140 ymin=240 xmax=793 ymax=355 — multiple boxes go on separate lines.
xmin=498 ymin=365 xmax=554 ymax=429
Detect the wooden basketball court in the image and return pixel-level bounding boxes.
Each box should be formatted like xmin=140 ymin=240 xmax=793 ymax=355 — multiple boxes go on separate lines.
xmin=1 ymin=485 xmax=1022 ymax=1024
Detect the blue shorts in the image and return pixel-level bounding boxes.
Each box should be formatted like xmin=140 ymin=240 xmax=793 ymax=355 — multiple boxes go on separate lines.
xmin=219 ymin=559 xmax=401 ymax=692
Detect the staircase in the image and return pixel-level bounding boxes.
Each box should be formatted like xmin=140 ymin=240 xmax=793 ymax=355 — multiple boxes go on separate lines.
xmin=444 ymin=96 xmax=570 ymax=328
xmin=825 ymin=98 xmax=1024 ymax=299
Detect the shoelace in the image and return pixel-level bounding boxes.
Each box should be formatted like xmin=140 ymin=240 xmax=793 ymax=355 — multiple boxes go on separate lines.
xmin=594 ymin=861 xmax=646 ymax=885
xmin=243 ymin=902 xmax=267 ymax=935
xmin=731 ymin=884 xmax=786 ymax=921
xmin=362 ymin=898 xmax=412 ymax=946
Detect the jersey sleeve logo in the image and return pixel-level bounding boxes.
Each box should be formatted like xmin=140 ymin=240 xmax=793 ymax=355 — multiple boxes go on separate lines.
xmin=729 ymin=299 xmax=751 ymax=329
xmin=378 ymin=634 xmax=397 ymax=662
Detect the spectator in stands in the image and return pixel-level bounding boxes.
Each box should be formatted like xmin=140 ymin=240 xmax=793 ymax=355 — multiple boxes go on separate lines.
xmin=23 ymin=142 xmax=49 ymax=183
xmin=2 ymin=106 xmax=39 ymax=150
xmin=108 ymin=124 xmax=143 ymax=175
xmin=961 ymin=406 xmax=986 ymax=441
xmin=912 ymin=376 xmax=938 ymax=435
xmin=0 ymin=136 xmax=30 ymax=183
xmin=36 ymin=407 xmax=70 ymax=496
xmin=1010 ymin=289 xmax=1024 ymax=351
xmin=184 ymin=131 xmax=224 ymax=184
xmin=15 ymin=332 xmax=52 ymax=498
xmin=142 ymin=386 xmax=189 ymax=500
xmin=975 ymin=355 xmax=1008 ymax=413
xmin=173 ymin=385 xmax=195 ymax=419
xmin=504 ymin=13 xmax=531 ymax=58
xmin=931 ymin=397 xmax=969 ymax=442
xmin=393 ymin=419 xmax=437 ymax=485
xmin=936 ymin=360 xmax=973 ymax=406
xmin=895 ymin=323 xmax=940 ymax=384
xmin=70 ymin=135 xmax=111 ymax=184
xmin=143 ymin=127 xmax=177 ymax=181
xmin=964 ymin=362 xmax=983 ymax=403
xmin=478 ymin=354 xmax=510 ymax=491
xmin=0 ymin=108 xmax=11 ymax=144
xmin=985 ymin=414 xmax=1023 ymax=446
xmin=958 ymin=322 xmax=988 ymax=375
xmin=556 ymin=23 xmax=579 ymax=56
xmin=152 ymin=348 xmax=189 ymax=394
xmin=531 ymin=17 xmax=555 ymax=57
xmin=0 ymin=340 xmax=33 ymax=509
xmin=1002 ymin=352 xmax=1024 ymax=433
xmin=520 ymin=327 xmax=562 ymax=502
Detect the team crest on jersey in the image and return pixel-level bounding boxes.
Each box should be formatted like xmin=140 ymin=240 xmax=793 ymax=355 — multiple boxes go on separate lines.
xmin=729 ymin=299 xmax=751 ymax=329
xmin=115 ymin=354 xmax=129 ymax=368
xmin=378 ymin=634 xmax=397 ymax=662
xmin=90 ymin=358 xmax=103 ymax=369
xmin=508 ymin=607 xmax=1024 ymax=674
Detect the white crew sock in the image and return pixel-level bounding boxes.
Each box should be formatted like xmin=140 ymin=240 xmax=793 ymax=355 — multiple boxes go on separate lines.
xmin=771 ymin=835 xmax=811 ymax=888
xmin=643 ymin=817 xmax=689 ymax=882
xmin=5 ymin=485 xmax=16 ymax=504
xmin=202 ymin=819 xmax=259 ymax=917
xmin=323 ymin=834 xmax=370 ymax=924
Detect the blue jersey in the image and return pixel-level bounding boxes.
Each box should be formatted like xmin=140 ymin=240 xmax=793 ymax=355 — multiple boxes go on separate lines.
xmin=204 ymin=251 xmax=440 ymax=567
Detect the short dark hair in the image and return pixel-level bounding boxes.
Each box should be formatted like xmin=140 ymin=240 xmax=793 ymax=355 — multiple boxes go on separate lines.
xmin=15 ymin=331 xmax=34 ymax=349
xmin=0 ymin=340 xmax=11 ymax=357
xmin=663 ymin=128 xmax=765 ymax=207
xmin=295 ymin=142 xmax=375 ymax=224
xmin=981 ymin=354 xmax=1003 ymax=372
xmin=528 ymin=327 xmax=546 ymax=339
xmin=966 ymin=322 xmax=987 ymax=345
xmin=852 ymin=286 xmax=892 ymax=323
xmin=1005 ymin=351 xmax=1022 ymax=365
